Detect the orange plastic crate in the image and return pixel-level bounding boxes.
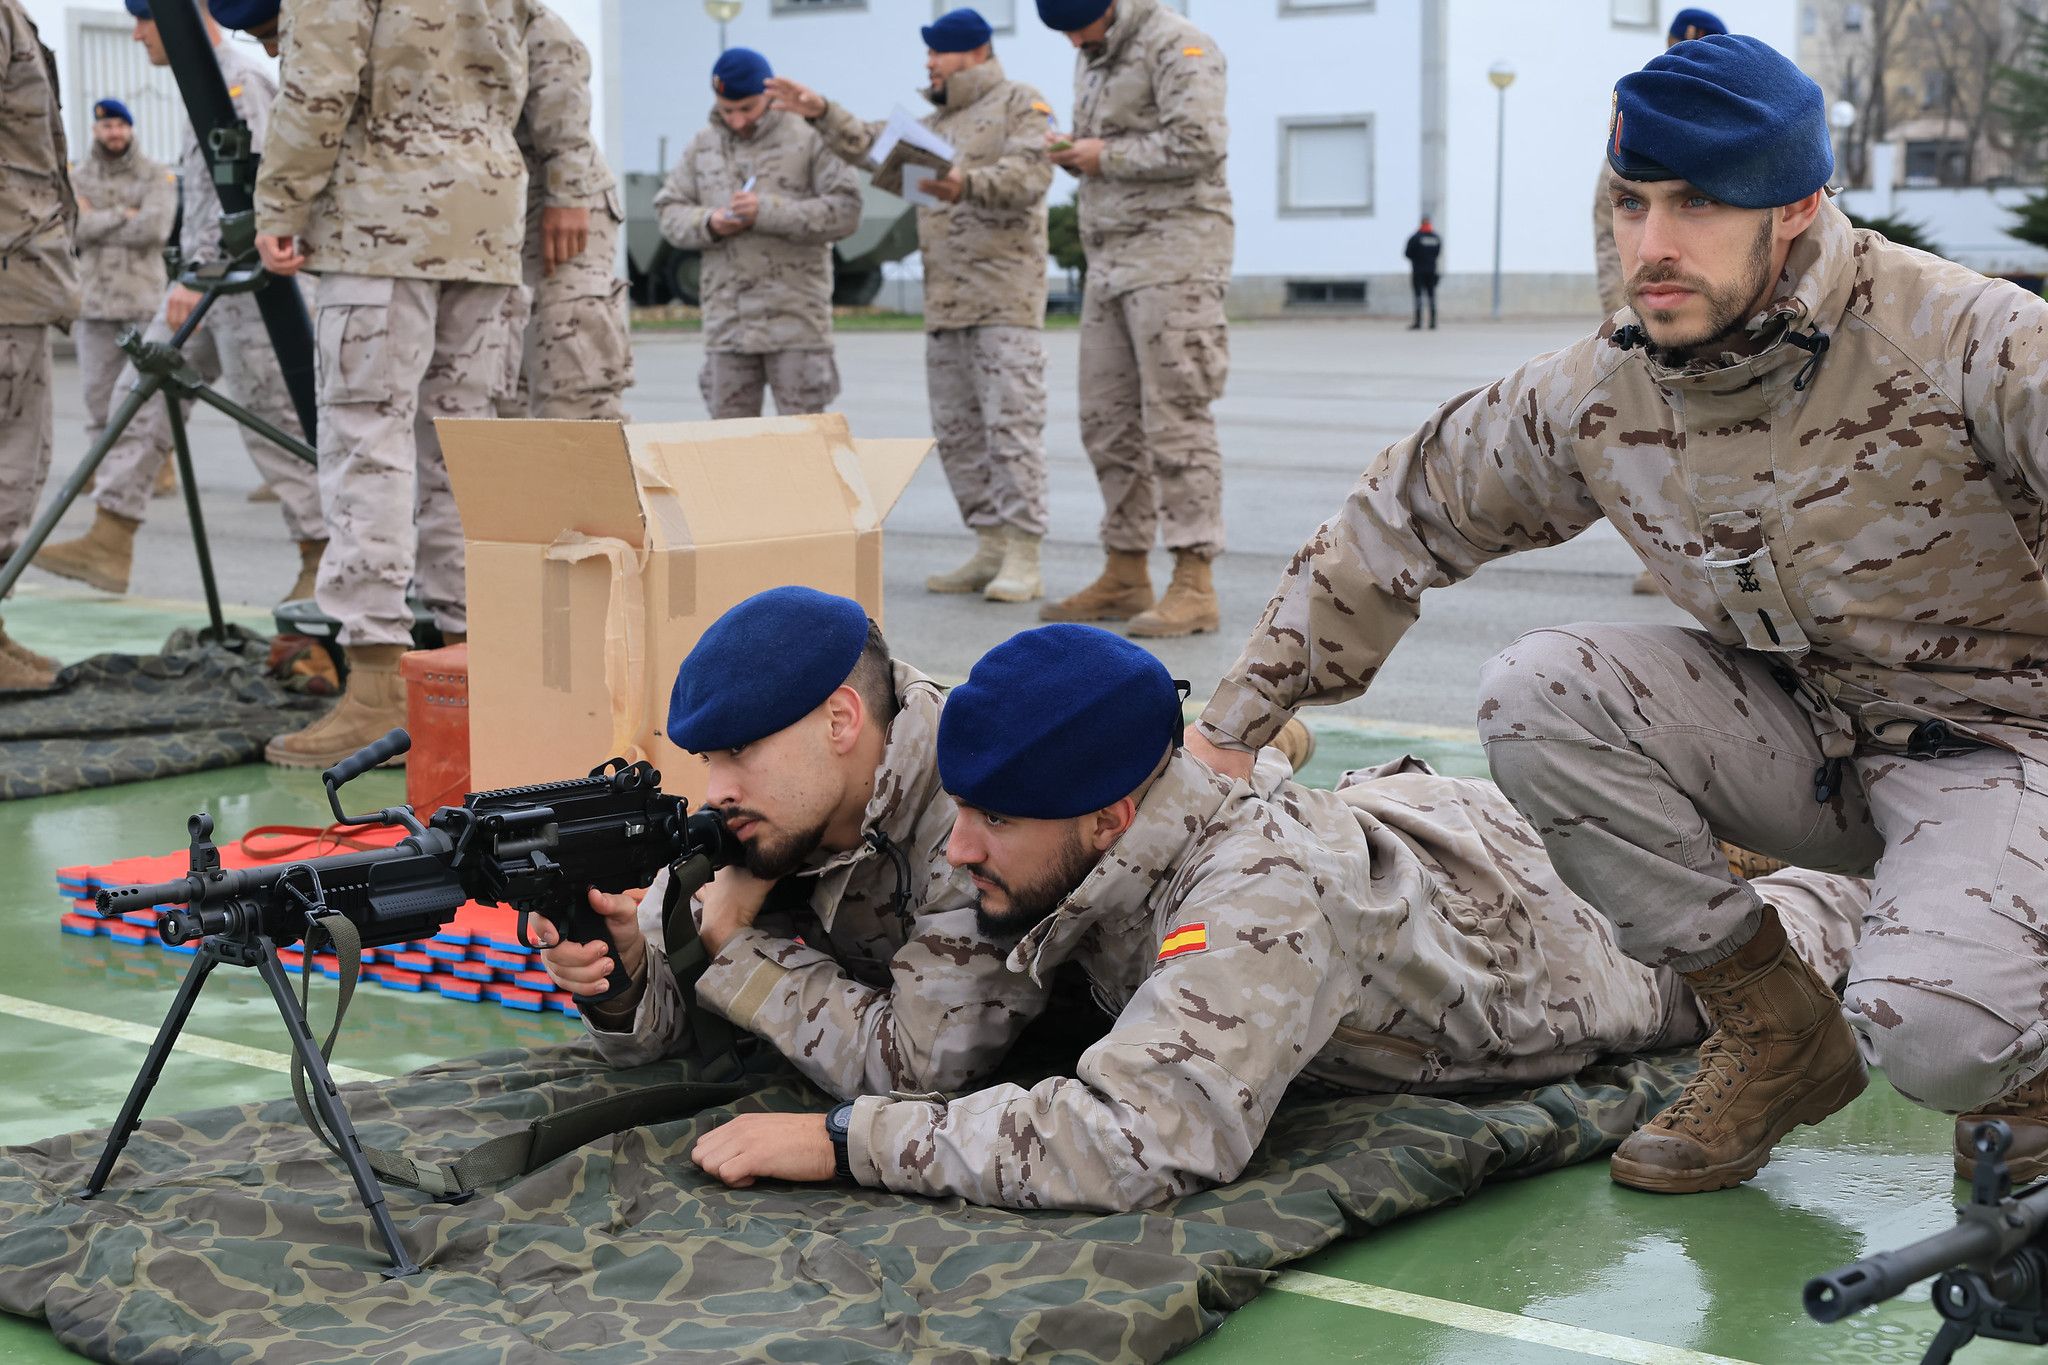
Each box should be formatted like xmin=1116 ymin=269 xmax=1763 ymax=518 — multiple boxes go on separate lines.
xmin=400 ymin=642 xmax=471 ymax=817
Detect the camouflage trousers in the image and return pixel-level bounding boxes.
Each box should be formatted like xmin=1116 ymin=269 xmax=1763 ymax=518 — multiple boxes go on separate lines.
xmin=0 ymin=324 xmax=54 ymax=562
xmin=1078 ymin=279 xmax=1227 ymax=558
xmin=314 ymin=274 xmax=513 ymax=647
xmin=926 ymin=324 xmax=1048 ymax=537
xmin=73 ymin=316 xmax=149 ymax=452
xmin=91 ymin=290 xmax=322 ymax=541
xmin=495 ymin=201 xmax=634 ymax=420
xmin=699 ymin=348 xmax=840 ymax=419
xmin=1478 ymin=622 xmax=2048 ymax=1115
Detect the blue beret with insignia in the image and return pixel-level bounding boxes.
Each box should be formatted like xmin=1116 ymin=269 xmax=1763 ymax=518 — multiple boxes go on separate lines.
xmin=1667 ymin=7 xmax=1728 ymax=41
xmin=665 ymin=587 xmax=870 ymax=753
xmin=207 ymin=0 xmax=282 ymax=30
xmin=1036 ymin=0 xmax=1112 ymax=33
xmin=939 ymin=625 xmax=1184 ymax=820
xmin=712 ymin=47 xmax=772 ymax=100
xmin=92 ymin=98 xmax=134 ymax=125
xmin=923 ymin=8 xmax=993 ymax=53
xmin=1609 ymin=34 xmax=1832 ymax=209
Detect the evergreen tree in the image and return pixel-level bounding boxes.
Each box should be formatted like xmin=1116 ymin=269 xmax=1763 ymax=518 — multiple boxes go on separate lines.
xmin=1996 ymin=12 xmax=2048 ymax=248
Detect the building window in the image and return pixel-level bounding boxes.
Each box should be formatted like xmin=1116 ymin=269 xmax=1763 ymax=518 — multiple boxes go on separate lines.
xmin=1285 ymin=280 xmax=1368 ymax=308
xmin=1281 ymin=0 xmax=1374 ymax=12
xmin=932 ymin=0 xmax=1015 ymax=30
xmin=1611 ymin=0 xmax=1656 ymax=27
xmin=772 ymin=0 xmax=866 ymax=13
xmin=1801 ymin=5 xmax=1818 ymax=34
xmin=1279 ymin=117 xmax=1373 ymax=216
xmin=1843 ymin=3 xmax=1866 ymax=31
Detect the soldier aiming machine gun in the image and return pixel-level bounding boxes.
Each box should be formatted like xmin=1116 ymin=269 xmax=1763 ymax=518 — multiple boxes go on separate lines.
xmin=75 ymin=730 xmax=735 ymax=1277
xmin=1806 ymin=1121 xmax=2048 ymax=1362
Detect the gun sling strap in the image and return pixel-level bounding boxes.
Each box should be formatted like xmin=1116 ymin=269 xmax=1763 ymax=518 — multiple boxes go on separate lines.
xmin=287 ymin=852 xmax=759 ymax=1200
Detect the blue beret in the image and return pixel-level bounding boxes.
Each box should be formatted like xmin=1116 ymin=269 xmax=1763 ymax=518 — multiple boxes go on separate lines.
xmin=1036 ymin=0 xmax=1111 ymax=32
xmin=923 ymin=8 xmax=993 ymax=53
xmin=666 ymin=587 xmax=870 ymax=753
xmin=1609 ymin=34 xmax=1832 ymax=209
xmin=92 ymin=99 xmax=133 ymax=124
xmin=711 ymin=47 xmax=771 ymax=100
xmin=207 ymin=0 xmax=282 ymax=29
xmin=939 ymin=625 xmax=1184 ymax=821
xmin=1667 ymin=7 xmax=1727 ymax=40
xmin=122 ymin=0 xmax=150 ymax=17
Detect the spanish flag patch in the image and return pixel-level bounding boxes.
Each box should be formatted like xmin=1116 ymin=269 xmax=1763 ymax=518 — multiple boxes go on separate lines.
xmin=1157 ymin=923 xmax=1208 ymax=962
xmin=1182 ymin=46 xmax=1206 ymax=57
xmin=228 ymin=85 xmax=243 ymax=98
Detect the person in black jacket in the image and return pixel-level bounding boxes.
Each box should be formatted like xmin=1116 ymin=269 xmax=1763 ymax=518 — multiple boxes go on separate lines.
xmin=1404 ymin=217 xmax=1441 ymax=330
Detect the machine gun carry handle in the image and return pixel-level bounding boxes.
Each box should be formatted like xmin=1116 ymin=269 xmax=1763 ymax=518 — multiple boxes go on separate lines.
xmin=324 ymin=728 xmax=422 ymax=832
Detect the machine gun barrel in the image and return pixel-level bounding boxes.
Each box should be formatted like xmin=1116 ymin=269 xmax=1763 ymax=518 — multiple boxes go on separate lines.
xmin=1806 ymin=1221 xmax=2008 ymax=1322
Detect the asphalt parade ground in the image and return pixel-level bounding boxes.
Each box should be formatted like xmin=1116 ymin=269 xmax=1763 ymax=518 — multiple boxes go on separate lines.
xmin=0 ymin=316 xmax=2028 ymax=1362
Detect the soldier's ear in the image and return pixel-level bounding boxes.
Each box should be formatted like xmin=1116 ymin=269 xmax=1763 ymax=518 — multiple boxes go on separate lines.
xmin=1085 ymin=797 xmax=1138 ymax=851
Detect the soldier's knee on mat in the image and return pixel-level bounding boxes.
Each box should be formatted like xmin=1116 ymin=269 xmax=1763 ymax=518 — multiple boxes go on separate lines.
xmin=1846 ymin=982 xmax=2039 ymax=1113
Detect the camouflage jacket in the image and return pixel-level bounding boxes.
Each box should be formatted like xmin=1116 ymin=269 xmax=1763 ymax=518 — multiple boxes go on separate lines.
xmin=848 ymin=749 xmax=1848 ymax=1211
xmin=71 ymin=142 xmax=174 ymax=320
xmin=1068 ymin=0 xmax=1232 ymax=298
xmin=584 ymin=663 xmax=1048 ymax=1093
xmin=813 ymin=58 xmax=1050 ymax=332
xmin=0 ymin=0 xmax=77 ymax=327
xmin=180 ymin=41 xmax=275 ymax=270
xmin=518 ymin=5 xmax=615 ymax=218
xmin=1593 ymin=158 xmax=1625 ymax=317
xmin=654 ymin=108 xmax=862 ymax=354
xmin=257 ymin=0 xmax=533 ymax=285
xmin=1201 ymin=201 xmax=2048 ymax=759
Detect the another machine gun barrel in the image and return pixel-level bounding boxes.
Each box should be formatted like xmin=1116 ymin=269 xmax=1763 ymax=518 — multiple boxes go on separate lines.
xmin=1806 ymin=1221 xmax=2007 ymax=1322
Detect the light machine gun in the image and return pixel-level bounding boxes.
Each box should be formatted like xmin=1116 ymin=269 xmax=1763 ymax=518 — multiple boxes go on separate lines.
xmin=1806 ymin=1121 xmax=2048 ymax=1362
xmin=75 ymin=730 xmax=735 ymax=1276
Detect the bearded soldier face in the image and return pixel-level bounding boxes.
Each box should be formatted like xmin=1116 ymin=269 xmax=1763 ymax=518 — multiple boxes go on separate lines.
xmin=1609 ymin=175 xmax=1788 ymax=355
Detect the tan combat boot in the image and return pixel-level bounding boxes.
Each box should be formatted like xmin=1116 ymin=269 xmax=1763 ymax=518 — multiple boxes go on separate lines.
xmin=1128 ymin=550 xmax=1220 ymax=638
xmin=265 ymin=644 xmax=410 ymax=769
xmin=1610 ymin=905 xmax=1866 ymax=1193
xmin=248 ymin=482 xmax=280 ymax=503
xmin=153 ymin=459 xmax=178 ymax=499
xmin=1632 ymin=569 xmax=1659 ymax=595
xmin=984 ymin=528 xmax=1043 ymax=604
xmin=1271 ymin=717 xmax=1316 ymax=774
xmin=283 ymin=540 xmax=325 ymax=605
xmin=926 ymin=528 xmax=1005 ymax=594
xmin=33 ymin=509 xmax=140 ymax=594
xmin=1039 ymin=550 xmax=1154 ymax=623
xmin=0 ymin=623 xmax=60 ymax=690
xmin=1955 ymin=1073 xmax=2048 ymax=1184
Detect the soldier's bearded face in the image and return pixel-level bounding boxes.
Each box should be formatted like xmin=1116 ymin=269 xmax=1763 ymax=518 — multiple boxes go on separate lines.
xmin=93 ymin=118 xmax=132 ymax=155
xmin=947 ymin=808 xmax=1101 ymax=944
xmin=716 ymin=94 xmax=771 ymax=138
xmin=1613 ymin=178 xmax=1783 ymax=354
xmin=699 ymin=721 xmax=838 ymax=881
xmin=925 ymin=47 xmax=983 ymax=98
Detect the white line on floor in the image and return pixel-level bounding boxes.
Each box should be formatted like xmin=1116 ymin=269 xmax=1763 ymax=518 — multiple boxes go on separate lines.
xmin=1271 ymin=1271 xmax=1756 ymax=1365
xmin=0 ymin=992 xmax=390 ymax=1085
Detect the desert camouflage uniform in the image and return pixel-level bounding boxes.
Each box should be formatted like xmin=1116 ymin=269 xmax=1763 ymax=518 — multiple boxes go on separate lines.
xmin=813 ymin=58 xmax=1052 ymax=535
xmin=71 ymin=140 xmax=174 ymax=453
xmin=257 ymin=0 xmax=532 ymax=646
xmin=587 ymin=664 xmax=1049 ymax=1092
xmin=1070 ymin=0 xmax=1232 ymax=558
xmin=1593 ymin=160 xmax=1626 ymax=316
xmin=1199 ymin=199 xmax=2048 ymax=1117
xmin=91 ymin=43 xmax=321 ymax=540
xmin=0 ymin=0 xmax=76 ymax=560
xmin=495 ymin=5 xmax=631 ymax=421
xmin=653 ymin=107 xmax=860 ymax=419
xmin=845 ymin=749 xmax=1866 ymax=1211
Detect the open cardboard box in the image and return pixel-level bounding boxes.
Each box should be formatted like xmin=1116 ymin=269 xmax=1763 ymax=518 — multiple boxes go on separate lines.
xmin=438 ymin=413 xmax=929 ymax=801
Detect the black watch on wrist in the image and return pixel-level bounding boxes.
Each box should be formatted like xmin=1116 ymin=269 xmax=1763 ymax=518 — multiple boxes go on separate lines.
xmin=825 ymin=1102 xmax=855 ymax=1180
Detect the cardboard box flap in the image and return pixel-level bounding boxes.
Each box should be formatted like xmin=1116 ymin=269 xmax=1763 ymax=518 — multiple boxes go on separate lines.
xmin=622 ymin=414 xmax=875 ymax=548
xmin=440 ymin=419 xmax=645 ymax=546
xmin=852 ymin=438 xmax=933 ymax=519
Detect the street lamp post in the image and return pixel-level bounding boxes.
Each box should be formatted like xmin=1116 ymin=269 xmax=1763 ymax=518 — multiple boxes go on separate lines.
xmin=705 ymin=0 xmax=742 ymax=53
xmin=1828 ymin=98 xmax=1857 ymax=186
xmin=1488 ymin=62 xmax=1516 ymax=320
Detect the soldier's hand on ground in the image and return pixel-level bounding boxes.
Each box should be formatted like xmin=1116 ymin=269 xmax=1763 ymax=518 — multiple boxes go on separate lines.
xmin=540 ymin=205 xmax=590 ymax=275
xmin=925 ymin=169 xmax=965 ymax=204
xmin=764 ymin=76 xmax=824 ymax=120
xmin=696 ymin=864 xmax=775 ymax=956
xmin=1048 ymin=136 xmax=1105 ymax=176
xmin=163 ymin=284 xmax=205 ymax=331
xmin=692 ymin=1112 xmax=836 ymax=1188
xmin=256 ymin=232 xmax=306 ymax=275
xmin=728 ymin=190 xmax=760 ymax=225
xmin=1184 ymin=725 xmax=1256 ymax=782
xmin=535 ymin=886 xmax=648 ymax=997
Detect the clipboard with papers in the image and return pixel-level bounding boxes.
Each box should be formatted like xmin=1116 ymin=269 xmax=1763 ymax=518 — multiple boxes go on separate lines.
xmin=868 ymin=104 xmax=957 ymax=205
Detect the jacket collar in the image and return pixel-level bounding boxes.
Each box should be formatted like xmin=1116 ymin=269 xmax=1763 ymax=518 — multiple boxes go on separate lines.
xmin=933 ymin=55 xmax=1006 ymax=111
xmin=1008 ymin=749 xmax=1228 ymax=983
xmin=705 ymin=106 xmax=784 ymax=146
xmin=1092 ymin=0 xmax=1159 ymax=66
xmin=90 ymin=140 xmax=134 ymax=168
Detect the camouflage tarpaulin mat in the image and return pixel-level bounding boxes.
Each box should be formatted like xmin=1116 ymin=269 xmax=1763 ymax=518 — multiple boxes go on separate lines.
xmin=0 ymin=626 xmax=330 ymax=799
xmin=0 ymin=1042 xmax=1692 ymax=1363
